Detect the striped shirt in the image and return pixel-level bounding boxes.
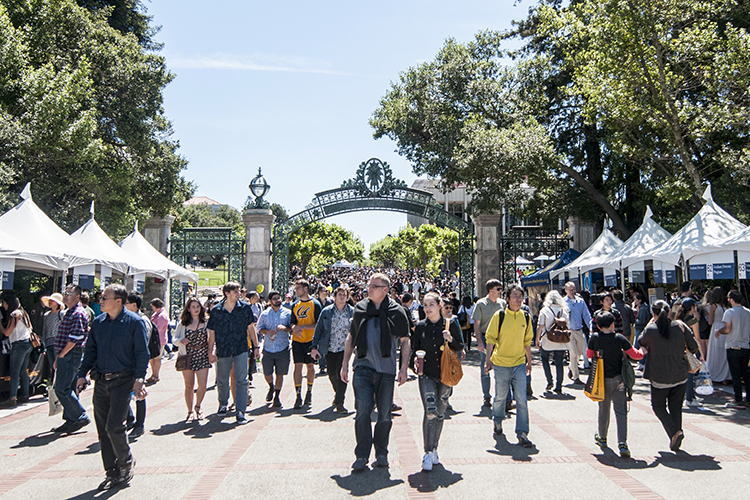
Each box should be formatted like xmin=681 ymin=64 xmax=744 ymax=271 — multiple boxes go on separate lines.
xmin=55 ymin=302 xmax=89 ymax=353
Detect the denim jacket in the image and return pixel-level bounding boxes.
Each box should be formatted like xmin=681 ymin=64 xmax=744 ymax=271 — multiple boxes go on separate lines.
xmin=312 ymin=303 xmax=353 ymax=356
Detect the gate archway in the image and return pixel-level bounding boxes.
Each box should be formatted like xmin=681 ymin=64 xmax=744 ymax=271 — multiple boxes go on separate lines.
xmin=272 ymin=159 xmax=474 ymax=297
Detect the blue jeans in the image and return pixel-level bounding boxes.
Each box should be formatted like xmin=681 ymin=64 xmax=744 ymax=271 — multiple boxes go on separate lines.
xmin=54 ymin=350 xmax=88 ymax=423
xmin=479 ymin=333 xmax=491 ymax=399
xmin=492 ymin=363 xmax=529 ymax=436
xmin=353 ymin=367 xmax=394 ymax=460
xmin=45 ymin=344 xmax=56 ymax=379
xmin=216 ymin=352 xmax=248 ymax=416
xmin=9 ymin=340 xmax=32 ymax=399
xmin=418 ymin=375 xmax=451 ymax=452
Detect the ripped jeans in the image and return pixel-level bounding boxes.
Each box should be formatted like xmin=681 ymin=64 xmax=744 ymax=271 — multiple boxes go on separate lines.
xmin=418 ymin=375 xmax=452 ymax=452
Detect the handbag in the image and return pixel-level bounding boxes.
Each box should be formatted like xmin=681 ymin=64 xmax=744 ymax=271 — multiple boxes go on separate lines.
xmin=546 ymin=311 xmax=571 ymax=343
xmin=695 ymin=364 xmax=714 ymax=396
xmin=440 ymin=340 xmax=463 ymax=387
xmin=48 ymin=372 xmax=63 ymax=416
xmin=584 ymin=350 xmax=605 ymax=401
xmin=621 ymin=352 xmax=636 ymax=401
xmin=684 ymin=350 xmax=702 ymax=374
xmin=175 ymin=352 xmax=191 ymax=371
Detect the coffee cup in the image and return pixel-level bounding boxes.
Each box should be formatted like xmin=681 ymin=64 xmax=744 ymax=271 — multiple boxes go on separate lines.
xmin=415 ymin=350 xmax=426 ymax=375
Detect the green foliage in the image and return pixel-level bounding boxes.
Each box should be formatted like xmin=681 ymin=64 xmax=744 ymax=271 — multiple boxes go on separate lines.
xmin=270 ymin=203 xmax=288 ymax=223
xmin=0 ymin=0 xmax=192 ymax=239
xmin=289 ymin=221 xmax=364 ymax=276
xmin=368 ymin=224 xmax=458 ymax=277
xmin=77 ymin=0 xmax=161 ymax=50
xmin=173 ymin=204 xmax=244 ymax=235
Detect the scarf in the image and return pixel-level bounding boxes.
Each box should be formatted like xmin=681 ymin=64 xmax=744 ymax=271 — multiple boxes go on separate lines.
xmin=350 ymin=297 xmax=409 ymax=358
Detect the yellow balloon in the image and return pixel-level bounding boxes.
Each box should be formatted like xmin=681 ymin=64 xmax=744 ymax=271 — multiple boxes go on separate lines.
xmin=256 ymin=284 xmax=264 ymax=294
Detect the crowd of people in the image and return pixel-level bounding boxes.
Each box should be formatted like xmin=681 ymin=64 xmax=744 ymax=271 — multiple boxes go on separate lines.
xmin=2 ymin=269 xmax=749 ymax=490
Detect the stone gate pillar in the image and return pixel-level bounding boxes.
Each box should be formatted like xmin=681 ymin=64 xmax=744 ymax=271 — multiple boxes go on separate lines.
xmin=142 ymin=215 xmax=175 ymax=308
xmin=243 ymin=209 xmax=275 ymax=296
xmin=472 ymin=213 xmax=502 ymax=295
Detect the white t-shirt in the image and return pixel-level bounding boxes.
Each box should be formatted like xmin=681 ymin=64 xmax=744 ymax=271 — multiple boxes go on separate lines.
xmin=721 ymin=306 xmax=750 ymax=349
xmin=538 ymin=305 xmax=572 ymax=351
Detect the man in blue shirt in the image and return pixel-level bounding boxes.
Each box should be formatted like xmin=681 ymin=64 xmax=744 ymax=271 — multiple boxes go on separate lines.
xmin=76 ymin=284 xmax=149 ymax=491
xmin=256 ymin=290 xmax=292 ymax=408
xmin=563 ymin=282 xmax=592 ymax=385
xmin=207 ymin=281 xmax=259 ymax=424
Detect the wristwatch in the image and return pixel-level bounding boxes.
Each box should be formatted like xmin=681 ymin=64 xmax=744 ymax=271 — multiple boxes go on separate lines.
xmin=135 ymin=378 xmax=145 ymax=383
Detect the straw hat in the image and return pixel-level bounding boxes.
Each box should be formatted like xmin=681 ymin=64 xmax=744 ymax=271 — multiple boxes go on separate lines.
xmin=41 ymin=293 xmax=64 ymax=308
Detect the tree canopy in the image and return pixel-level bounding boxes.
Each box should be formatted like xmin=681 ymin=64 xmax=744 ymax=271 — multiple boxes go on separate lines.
xmin=173 ymin=204 xmax=244 ymax=235
xmin=289 ymin=221 xmax=364 ymax=276
xmin=0 ymin=0 xmax=191 ymax=239
xmin=369 ymin=224 xmax=458 ymax=277
xmin=371 ymin=0 xmax=750 ymax=237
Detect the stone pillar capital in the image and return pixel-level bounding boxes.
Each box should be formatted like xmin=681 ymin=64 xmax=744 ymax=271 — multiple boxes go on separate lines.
xmin=243 ymin=209 xmax=275 ymax=295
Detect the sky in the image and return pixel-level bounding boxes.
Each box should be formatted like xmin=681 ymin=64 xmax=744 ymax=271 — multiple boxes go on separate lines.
xmin=147 ymin=1 xmax=526 ymax=254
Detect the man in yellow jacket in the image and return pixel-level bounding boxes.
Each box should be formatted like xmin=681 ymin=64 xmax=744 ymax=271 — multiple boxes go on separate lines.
xmin=484 ymin=283 xmax=534 ymax=448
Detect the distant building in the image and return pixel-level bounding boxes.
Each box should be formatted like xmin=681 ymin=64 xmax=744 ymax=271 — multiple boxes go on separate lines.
xmin=184 ymin=196 xmax=223 ymax=212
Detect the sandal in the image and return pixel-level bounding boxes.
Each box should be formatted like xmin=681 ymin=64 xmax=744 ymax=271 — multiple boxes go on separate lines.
xmin=194 ymin=405 xmax=203 ymax=420
xmin=185 ymin=411 xmax=194 ymax=423
xmin=228 ymin=403 xmax=236 ymax=413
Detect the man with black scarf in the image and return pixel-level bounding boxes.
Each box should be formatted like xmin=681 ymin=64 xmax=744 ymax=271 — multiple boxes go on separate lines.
xmin=341 ymin=273 xmax=410 ymax=472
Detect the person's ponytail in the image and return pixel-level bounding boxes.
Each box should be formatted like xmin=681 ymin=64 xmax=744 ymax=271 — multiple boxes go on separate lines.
xmin=651 ymin=300 xmax=671 ymax=339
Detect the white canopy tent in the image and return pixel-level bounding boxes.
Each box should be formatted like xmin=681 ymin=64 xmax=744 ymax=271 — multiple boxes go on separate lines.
xmin=0 ymin=226 xmax=68 ymax=278
xmin=645 ymin=185 xmax=746 ymax=281
xmin=70 ymin=215 xmax=152 ymax=276
xmin=0 ymin=184 xmax=130 ymax=275
xmin=119 ymin=223 xmax=198 ymax=282
xmin=332 ymin=259 xmax=355 ymax=268
xmin=551 ymin=228 xmax=624 ymax=282
xmin=705 ymin=227 xmax=750 ymax=279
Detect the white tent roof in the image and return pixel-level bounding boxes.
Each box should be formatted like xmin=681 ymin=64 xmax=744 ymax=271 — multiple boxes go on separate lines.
xmin=512 ymin=256 xmax=534 ymax=266
xmin=70 ymin=217 xmax=151 ymax=275
xmin=649 ymin=185 xmax=747 ymax=265
xmin=599 ymin=207 xmax=673 ymax=270
xmin=119 ymin=224 xmax=198 ymax=282
xmin=552 ymin=228 xmax=624 ymax=277
xmin=0 ymin=226 xmax=68 ymax=273
xmin=332 ymin=259 xmax=354 ymax=268
xmin=0 ymin=185 xmax=129 ymax=273
xmin=703 ymin=225 xmax=750 ymax=254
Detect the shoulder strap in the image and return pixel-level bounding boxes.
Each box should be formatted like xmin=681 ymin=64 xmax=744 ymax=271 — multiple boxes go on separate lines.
xmin=524 ymin=311 xmax=530 ymax=331
xmin=495 ymin=309 xmax=505 ymax=338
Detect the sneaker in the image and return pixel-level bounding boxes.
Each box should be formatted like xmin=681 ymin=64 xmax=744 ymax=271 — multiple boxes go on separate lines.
xmin=686 ymin=399 xmax=703 ymax=407
xmin=294 ymin=394 xmax=303 ymax=409
xmin=266 ymin=387 xmax=274 ymax=402
xmin=217 ymin=405 xmax=228 ymax=417
xmin=304 ymin=392 xmax=312 ymax=406
xmin=483 ymin=397 xmax=492 ymax=408
xmin=66 ymin=418 xmax=91 ymax=434
xmin=374 ymin=455 xmax=389 ymax=468
xmin=421 ymin=452 xmax=433 ymax=471
xmin=430 ymin=450 xmax=440 ymax=466
xmin=518 ymin=433 xmax=533 ymax=448
xmin=52 ymin=422 xmax=73 ymax=433
xmin=670 ymin=430 xmax=684 ymax=451
xmin=618 ymin=442 xmax=631 ymax=458
xmin=594 ymin=433 xmax=607 ymax=447
xmin=351 ymin=458 xmax=367 ymax=472
xmin=236 ymin=413 xmax=248 ymax=425
xmin=97 ymin=475 xmax=121 ymax=491
xmin=117 ymin=460 xmax=135 ymax=486
xmin=493 ymin=422 xmax=504 ymax=436
xmin=726 ymin=401 xmax=747 ymax=409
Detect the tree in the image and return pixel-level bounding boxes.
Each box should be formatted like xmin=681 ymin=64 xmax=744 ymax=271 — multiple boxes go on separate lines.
xmin=270 ymin=203 xmax=289 ymax=223
xmin=0 ymin=1 xmax=192 ymax=239
xmin=77 ymin=0 xmax=161 ymax=50
xmin=368 ymin=224 xmax=458 ymax=277
xmin=289 ymin=221 xmax=364 ymax=276
xmin=173 ymin=204 xmax=244 ymax=234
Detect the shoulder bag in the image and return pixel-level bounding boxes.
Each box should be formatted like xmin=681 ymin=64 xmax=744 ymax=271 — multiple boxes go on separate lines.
xmin=440 ymin=340 xmax=463 ymax=387
xmin=678 ymin=321 xmax=702 ymax=373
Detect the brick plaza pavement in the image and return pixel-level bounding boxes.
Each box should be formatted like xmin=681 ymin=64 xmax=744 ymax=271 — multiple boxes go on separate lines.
xmin=1 ymin=351 xmax=749 ymax=500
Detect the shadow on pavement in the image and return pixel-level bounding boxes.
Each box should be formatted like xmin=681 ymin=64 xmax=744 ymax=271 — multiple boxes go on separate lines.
xmin=331 ymin=468 xmax=404 ymax=496
xmin=64 ymin=486 xmax=120 ymax=500
xmin=11 ymin=431 xmax=72 ymax=449
xmin=304 ymin=407 xmax=352 ymax=422
xmin=593 ymin=451 xmax=722 ymax=471
xmin=150 ymin=418 xmax=239 ymax=439
xmin=75 ymin=441 xmax=100 ymax=455
xmin=407 ymin=465 xmax=463 ymax=492
xmin=540 ymin=391 xmax=576 ymax=400
xmin=488 ymin=434 xmax=540 ymax=460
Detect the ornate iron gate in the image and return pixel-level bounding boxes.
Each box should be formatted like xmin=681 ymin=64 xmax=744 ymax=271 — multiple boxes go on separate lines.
xmin=499 ymin=227 xmax=570 ymax=285
xmin=272 ymin=159 xmax=475 ymax=298
xmin=169 ymin=228 xmax=245 ymax=319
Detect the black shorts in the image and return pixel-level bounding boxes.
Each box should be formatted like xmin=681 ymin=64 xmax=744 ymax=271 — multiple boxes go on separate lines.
xmin=262 ymin=348 xmax=291 ymax=375
xmin=292 ymin=341 xmax=314 ymax=364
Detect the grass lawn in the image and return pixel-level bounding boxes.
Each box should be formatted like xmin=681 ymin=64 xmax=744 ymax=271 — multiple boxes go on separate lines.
xmin=196 ymin=269 xmax=228 ymax=287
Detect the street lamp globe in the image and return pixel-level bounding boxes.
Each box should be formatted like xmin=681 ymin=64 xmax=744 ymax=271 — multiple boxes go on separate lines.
xmin=249 ymin=168 xmax=270 ymax=207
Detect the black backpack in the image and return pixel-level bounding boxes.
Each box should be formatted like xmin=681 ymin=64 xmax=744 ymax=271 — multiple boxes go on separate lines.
xmin=147 ymin=321 xmax=161 ymax=359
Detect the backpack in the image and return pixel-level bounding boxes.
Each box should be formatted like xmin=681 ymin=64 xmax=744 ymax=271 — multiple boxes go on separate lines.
xmin=147 ymin=321 xmax=161 ymax=359
xmin=492 ymin=309 xmax=531 ymax=339
xmin=546 ymin=310 xmax=572 ymax=343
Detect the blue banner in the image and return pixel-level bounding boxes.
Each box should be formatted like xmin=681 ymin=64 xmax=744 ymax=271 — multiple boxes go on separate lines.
xmin=653 ymin=270 xmax=663 ymax=284
xmin=604 ymin=274 xmax=618 ymax=287
xmin=630 ymin=270 xmax=646 ymax=283
xmin=664 ymin=270 xmax=677 ymax=284
xmin=689 ymin=264 xmax=706 ymax=280
xmin=136 ymin=280 xmax=145 ymax=293
xmin=76 ymin=274 xmax=95 ymax=290
xmin=712 ymin=263 xmax=734 ymax=280
xmin=1 ymin=271 xmax=14 ymax=290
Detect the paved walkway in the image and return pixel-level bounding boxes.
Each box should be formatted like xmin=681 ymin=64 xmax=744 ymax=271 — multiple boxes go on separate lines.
xmin=1 ymin=351 xmax=748 ymax=500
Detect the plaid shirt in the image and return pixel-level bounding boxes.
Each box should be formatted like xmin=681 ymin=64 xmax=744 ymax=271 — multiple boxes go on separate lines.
xmin=55 ymin=302 xmax=89 ymax=353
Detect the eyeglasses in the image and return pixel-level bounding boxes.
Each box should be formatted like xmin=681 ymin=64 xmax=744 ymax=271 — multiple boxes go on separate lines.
xmin=367 ymin=284 xmax=387 ymax=290
xmin=494 ymin=287 xmax=502 ymax=291
xmin=100 ymin=296 xmax=112 ymax=301
xmin=444 ymin=306 xmax=453 ymax=310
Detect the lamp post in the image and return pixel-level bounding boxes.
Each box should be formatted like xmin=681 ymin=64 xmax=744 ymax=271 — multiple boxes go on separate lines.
xmin=249 ymin=168 xmax=270 ymax=208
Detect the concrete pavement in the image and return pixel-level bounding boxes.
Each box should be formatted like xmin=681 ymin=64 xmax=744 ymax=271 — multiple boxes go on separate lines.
xmin=1 ymin=350 xmax=748 ymax=500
